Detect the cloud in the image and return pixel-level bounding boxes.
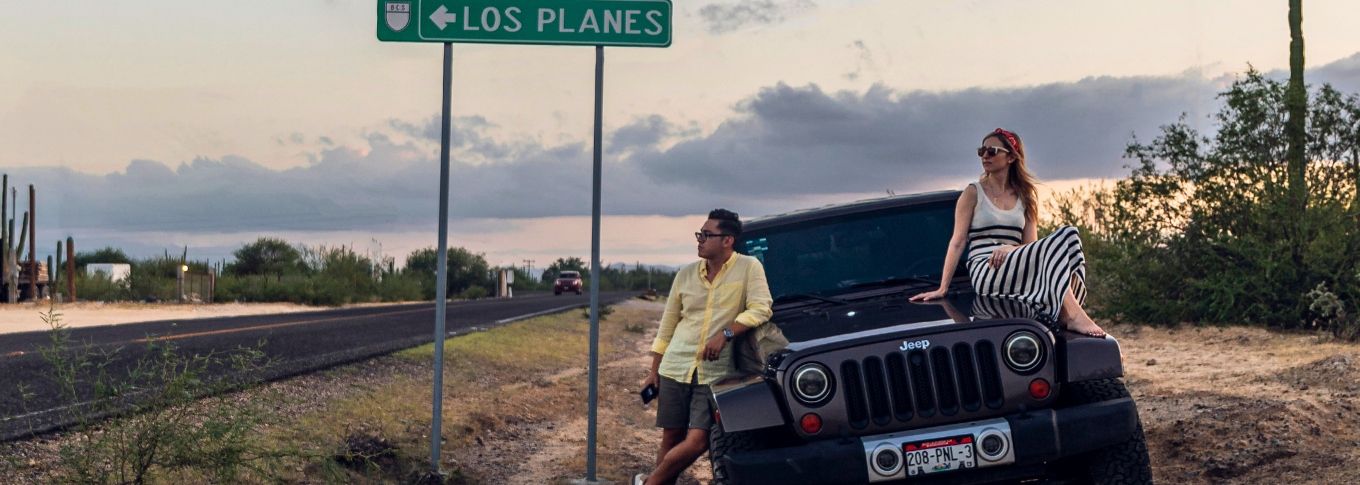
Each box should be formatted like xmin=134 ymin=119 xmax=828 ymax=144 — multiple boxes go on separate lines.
xmin=606 ymin=115 xmax=699 ymax=155
xmin=698 ymin=0 xmax=817 ymax=34
xmin=844 ymin=39 xmax=888 ymax=82
xmin=1294 ymin=52 xmax=1360 ymax=93
xmin=10 ymin=53 xmax=1360 ymax=238
xmin=633 ymin=73 xmax=1219 ymax=196
xmin=8 ymin=131 xmax=698 ymax=234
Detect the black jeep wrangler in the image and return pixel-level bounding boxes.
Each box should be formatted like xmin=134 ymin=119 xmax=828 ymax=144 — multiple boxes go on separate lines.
xmin=709 ymin=190 xmax=1153 ymax=484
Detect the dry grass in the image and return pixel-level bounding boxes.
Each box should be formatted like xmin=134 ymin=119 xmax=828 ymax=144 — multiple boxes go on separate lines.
xmin=260 ymin=301 xmax=668 ymax=484
xmin=0 ymin=300 xmax=674 ymax=485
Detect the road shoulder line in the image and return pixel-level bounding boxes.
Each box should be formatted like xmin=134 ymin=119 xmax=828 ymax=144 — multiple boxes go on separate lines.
xmin=493 ymin=302 xmax=592 ymax=325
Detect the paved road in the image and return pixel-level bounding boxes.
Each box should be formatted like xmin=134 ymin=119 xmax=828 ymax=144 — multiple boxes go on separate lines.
xmin=0 ymin=291 xmax=634 ymax=440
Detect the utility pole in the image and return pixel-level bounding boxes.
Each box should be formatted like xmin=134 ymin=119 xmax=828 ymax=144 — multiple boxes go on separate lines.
xmin=522 ymin=259 xmax=534 ymax=278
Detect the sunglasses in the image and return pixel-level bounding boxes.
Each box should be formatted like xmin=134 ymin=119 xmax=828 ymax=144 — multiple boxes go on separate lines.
xmin=695 ymin=231 xmax=733 ymax=243
xmin=977 ymin=146 xmax=1011 ymax=157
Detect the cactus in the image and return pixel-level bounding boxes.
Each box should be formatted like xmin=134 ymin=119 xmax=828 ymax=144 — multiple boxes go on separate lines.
xmin=2 ymin=173 xmax=8 ymax=291
xmin=67 ymin=236 xmax=75 ymax=302
xmin=16 ymin=212 xmax=26 ymax=260
xmin=2 ymin=174 xmax=7 ymax=245
xmin=56 ymin=240 xmax=63 ymax=298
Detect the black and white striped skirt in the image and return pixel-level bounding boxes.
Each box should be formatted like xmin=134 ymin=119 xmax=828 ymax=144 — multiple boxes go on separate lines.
xmin=966 ymin=225 xmax=1087 ymax=326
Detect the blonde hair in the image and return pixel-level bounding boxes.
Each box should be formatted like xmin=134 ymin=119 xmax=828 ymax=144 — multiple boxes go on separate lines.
xmin=981 ymin=129 xmax=1039 ymax=225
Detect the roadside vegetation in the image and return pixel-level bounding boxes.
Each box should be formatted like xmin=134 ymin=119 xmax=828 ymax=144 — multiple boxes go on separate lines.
xmin=1 ymin=301 xmax=664 ymax=484
xmin=2 ymin=308 xmax=300 ymax=484
xmin=1040 ymin=69 xmax=1360 ymax=339
xmin=71 ymin=242 xmax=676 ymax=307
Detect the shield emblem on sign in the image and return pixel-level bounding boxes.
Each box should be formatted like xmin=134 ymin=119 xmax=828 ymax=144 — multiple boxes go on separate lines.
xmin=386 ymin=2 xmax=411 ymax=32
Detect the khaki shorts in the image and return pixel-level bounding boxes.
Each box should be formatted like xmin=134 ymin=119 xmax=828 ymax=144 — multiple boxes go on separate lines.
xmin=655 ymin=375 xmax=715 ymax=430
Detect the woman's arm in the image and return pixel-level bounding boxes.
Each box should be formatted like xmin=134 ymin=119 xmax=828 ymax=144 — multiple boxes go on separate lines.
xmin=1022 ymin=212 xmax=1038 ymax=245
xmin=911 ymin=186 xmax=975 ymax=301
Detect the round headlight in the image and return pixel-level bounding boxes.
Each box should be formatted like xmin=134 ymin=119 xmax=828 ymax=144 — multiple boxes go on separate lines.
xmin=1003 ymin=331 xmax=1044 ymax=373
xmin=792 ymin=363 xmax=833 ymax=405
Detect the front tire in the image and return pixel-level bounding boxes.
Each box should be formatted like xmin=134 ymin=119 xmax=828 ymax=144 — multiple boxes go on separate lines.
xmin=1052 ymin=379 xmax=1154 ymax=485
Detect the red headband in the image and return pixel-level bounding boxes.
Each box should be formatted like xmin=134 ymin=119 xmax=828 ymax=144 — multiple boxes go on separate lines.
xmin=993 ymin=128 xmax=1018 ymax=149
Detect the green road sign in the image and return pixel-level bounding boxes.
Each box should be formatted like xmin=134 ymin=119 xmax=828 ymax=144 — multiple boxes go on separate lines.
xmin=377 ymin=0 xmax=671 ymax=47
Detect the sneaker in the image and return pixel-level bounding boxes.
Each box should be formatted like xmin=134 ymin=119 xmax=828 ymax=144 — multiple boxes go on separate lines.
xmin=633 ymin=473 xmax=648 ymax=485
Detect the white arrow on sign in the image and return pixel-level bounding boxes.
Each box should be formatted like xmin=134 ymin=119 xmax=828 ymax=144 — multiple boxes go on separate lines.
xmin=429 ymin=5 xmax=458 ymax=30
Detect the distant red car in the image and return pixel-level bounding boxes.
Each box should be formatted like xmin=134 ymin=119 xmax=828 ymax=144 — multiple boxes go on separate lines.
xmin=554 ymin=271 xmax=582 ymax=295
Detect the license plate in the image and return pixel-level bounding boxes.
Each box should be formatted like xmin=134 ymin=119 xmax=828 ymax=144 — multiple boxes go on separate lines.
xmin=902 ymin=434 xmax=976 ymax=476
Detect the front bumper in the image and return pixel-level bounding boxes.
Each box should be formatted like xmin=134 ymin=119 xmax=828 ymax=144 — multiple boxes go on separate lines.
xmin=721 ymin=397 xmax=1139 ymax=485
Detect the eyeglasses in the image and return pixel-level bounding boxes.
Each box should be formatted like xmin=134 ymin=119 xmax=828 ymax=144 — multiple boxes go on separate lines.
xmin=977 ymin=146 xmax=1011 ymax=158
xmin=695 ymin=231 xmax=733 ymax=242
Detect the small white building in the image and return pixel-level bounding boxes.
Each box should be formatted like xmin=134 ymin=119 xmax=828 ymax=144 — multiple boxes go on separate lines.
xmin=86 ymin=263 xmax=132 ymax=282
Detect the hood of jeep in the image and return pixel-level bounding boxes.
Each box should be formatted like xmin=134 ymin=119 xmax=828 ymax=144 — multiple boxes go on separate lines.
xmin=774 ymin=293 xmax=1047 ymax=344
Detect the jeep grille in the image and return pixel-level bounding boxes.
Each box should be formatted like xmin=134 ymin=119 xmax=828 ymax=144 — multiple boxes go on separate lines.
xmin=840 ymin=341 xmax=1004 ymax=429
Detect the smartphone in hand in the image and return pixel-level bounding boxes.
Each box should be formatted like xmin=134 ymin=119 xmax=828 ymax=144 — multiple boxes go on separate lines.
xmin=639 ymin=384 xmax=658 ymax=404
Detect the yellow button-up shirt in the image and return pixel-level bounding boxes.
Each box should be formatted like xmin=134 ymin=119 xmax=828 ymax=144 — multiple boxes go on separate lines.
xmin=651 ymin=253 xmax=773 ymax=386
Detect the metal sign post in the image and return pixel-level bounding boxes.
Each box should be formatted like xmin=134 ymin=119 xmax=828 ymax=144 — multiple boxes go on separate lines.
xmin=377 ymin=1 xmax=671 ymax=479
xmin=430 ymin=41 xmax=454 ymax=474
xmin=586 ymin=44 xmax=604 ymax=482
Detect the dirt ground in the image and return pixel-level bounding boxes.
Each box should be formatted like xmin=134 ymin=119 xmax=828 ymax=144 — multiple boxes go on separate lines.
xmin=446 ymin=298 xmax=714 ymax=485
xmin=1112 ymin=322 xmax=1360 ymax=484
xmin=5 ymin=299 xmax=1360 ymax=484
xmin=449 ymin=303 xmax=1360 ymax=485
xmin=400 ymin=301 xmax=1360 ymax=484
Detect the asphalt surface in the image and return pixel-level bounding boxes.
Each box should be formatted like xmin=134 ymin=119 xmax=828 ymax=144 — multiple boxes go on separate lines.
xmin=0 ymin=291 xmax=633 ymax=440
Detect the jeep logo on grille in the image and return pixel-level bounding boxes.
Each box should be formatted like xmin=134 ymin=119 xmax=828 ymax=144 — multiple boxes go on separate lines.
xmin=899 ymin=339 xmax=930 ymax=351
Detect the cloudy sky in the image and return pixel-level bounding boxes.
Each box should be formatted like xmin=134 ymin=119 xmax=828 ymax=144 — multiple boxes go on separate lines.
xmin=4 ymin=0 xmax=1360 ymax=268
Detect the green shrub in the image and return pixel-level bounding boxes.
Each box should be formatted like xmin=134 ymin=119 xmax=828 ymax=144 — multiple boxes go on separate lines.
xmin=376 ymin=273 xmax=423 ymax=302
xmin=73 ymin=271 xmax=128 ymax=302
xmin=582 ymin=304 xmax=614 ymax=320
xmin=1043 ymin=70 xmax=1360 ymax=336
xmin=31 ymin=308 xmax=296 ymax=483
xmin=458 ymin=286 xmax=488 ymax=300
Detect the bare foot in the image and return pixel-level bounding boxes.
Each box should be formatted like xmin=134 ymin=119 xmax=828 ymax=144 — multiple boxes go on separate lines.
xmin=1063 ymin=315 xmax=1107 ymax=338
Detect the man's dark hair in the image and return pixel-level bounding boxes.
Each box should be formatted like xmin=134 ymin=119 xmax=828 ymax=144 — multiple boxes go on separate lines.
xmin=708 ymin=208 xmax=742 ymax=238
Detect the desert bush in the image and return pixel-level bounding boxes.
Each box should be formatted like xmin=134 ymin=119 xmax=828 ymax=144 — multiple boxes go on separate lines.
xmin=72 ymin=247 xmax=134 ymax=269
xmin=1303 ymin=280 xmax=1360 ymax=341
xmin=458 ymin=286 xmax=488 ymax=300
xmin=217 ymin=244 xmax=426 ymax=306
xmin=540 ymin=257 xmax=677 ymax=292
xmin=376 ymin=273 xmax=424 ymax=302
xmin=405 ymin=246 xmax=492 ymax=298
xmin=73 ymin=271 xmax=128 ymax=302
xmin=1042 ymin=70 xmax=1360 ymax=336
xmin=582 ymin=304 xmax=614 ymax=321
xmin=29 ymin=308 xmax=297 ymax=484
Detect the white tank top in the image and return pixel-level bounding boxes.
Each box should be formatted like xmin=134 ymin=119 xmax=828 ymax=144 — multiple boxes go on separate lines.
xmin=967 ymin=181 xmax=1026 ymax=260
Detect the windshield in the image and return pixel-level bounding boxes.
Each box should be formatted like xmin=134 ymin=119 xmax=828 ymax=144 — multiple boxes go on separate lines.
xmin=559 ymin=272 xmax=579 ymax=278
xmin=737 ymin=202 xmax=956 ymax=299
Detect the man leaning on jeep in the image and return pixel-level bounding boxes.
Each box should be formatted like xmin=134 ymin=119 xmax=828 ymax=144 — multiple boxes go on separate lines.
xmin=636 ymin=209 xmax=773 ymax=485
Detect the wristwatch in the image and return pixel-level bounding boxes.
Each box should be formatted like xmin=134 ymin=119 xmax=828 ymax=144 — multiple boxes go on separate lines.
xmin=722 ymin=328 xmax=735 ymax=341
